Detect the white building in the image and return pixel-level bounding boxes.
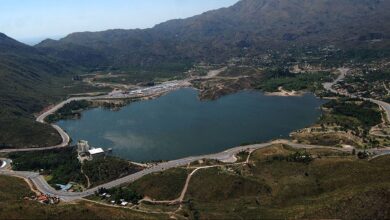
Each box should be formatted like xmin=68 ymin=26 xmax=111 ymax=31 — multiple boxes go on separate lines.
xmin=88 ymin=148 xmax=105 ymax=159
xmin=77 ymin=140 xmax=106 ymax=162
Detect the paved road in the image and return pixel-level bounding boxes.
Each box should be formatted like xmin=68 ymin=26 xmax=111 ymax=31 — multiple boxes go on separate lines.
xmin=370 ymin=99 xmax=390 ymax=122
xmin=1 ymin=67 xmax=390 ymax=201
xmin=0 ymin=81 xmax=190 ymax=153
xmin=324 ymin=68 xmax=390 ymax=123
xmin=323 ymin=67 xmax=349 ymax=94
xmin=0 ymin=97 xmax=91 ymax=153
xmin=3 ymin=139 xmax=388 ymax=202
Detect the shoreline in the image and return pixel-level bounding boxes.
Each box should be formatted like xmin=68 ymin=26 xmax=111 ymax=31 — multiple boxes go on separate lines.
xmin=1 ymin=139 xmax=389 ymax=202
xmin=0 ymin=82 xmax=315 ymax=153
xmin=2 ymin=66 xmax=390 ymax=200
xmin=264 ymin=87 xmax=304 ymax=97
xmin=2 ymin=67 xmax=389 ymax=155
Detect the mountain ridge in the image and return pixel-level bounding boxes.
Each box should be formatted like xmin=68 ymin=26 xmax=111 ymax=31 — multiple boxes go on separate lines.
xmin=36 ymin=0 xmax=390 ymax=70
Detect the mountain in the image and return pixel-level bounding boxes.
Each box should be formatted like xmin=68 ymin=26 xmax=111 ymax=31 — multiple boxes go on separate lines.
xmin=36 ymin=0 xmax=390 ymax=71
xmin=2 ymin=0 xmax=390 ymax=147
xmin=0 ymin=33 xmax=70 ymax=148
xmin=0 ymin=33 xmax=69 ymax=113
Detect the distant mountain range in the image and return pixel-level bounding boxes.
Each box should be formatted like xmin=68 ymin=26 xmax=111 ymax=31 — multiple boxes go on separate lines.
xmin=35 ymin=0 xmax=390 ymax=70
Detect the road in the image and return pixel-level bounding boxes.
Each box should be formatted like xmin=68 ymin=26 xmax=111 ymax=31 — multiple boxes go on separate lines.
xmin=0 ymin=80 xmax=191 ymax=153
xmin=1 ymin=67 xmax=390 ymax=201
xmin=2 ymin=139 xmax=389 ymax=202
xmin=324 ymin=68 xmax=390 ymax=123
xmin=322 ymin=67 xmax=348 ymax=94
xmin=369 ymin=99 xmax=390 ymax=122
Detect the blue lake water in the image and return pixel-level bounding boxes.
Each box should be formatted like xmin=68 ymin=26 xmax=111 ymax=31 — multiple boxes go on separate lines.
xmin=57 ymin=88 xmax=325 ymax=162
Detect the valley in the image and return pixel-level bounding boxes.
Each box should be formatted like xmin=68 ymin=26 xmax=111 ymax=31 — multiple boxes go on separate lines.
xmin=1 ymin=0 xmax=390 ymax=219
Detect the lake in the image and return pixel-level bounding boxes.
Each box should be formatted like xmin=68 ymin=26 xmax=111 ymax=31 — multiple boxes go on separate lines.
xmin=57 ymin=88 xmax=325 ymax=162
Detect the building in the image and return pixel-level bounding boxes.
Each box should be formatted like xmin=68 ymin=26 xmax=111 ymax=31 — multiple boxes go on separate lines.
xmin=77 ymin=140 xmax=90 ymax=155
xmin=76 ymin=140 xmax=106 ymax=162
xmin=88 ymin=148 xmax=105 ymax=159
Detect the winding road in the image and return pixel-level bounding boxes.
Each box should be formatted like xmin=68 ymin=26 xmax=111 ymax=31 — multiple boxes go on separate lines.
xmin=1 ymin=140 xmax=389 ymax=202
xmin=324 ymin=68 xmax=390 ymax=122
xmin=1 ymin=67 xmax=390 ymax=202
xmin=0 ymin=80 xmax=190 ymax=154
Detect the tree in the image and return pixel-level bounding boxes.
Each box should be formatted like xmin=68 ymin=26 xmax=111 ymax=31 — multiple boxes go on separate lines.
xmin=357 ymin=151 xmax=369 ymax=159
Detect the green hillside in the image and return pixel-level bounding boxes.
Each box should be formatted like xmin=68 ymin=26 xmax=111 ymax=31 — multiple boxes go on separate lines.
xmin=0 ymin=33 xmax=73 ymax=148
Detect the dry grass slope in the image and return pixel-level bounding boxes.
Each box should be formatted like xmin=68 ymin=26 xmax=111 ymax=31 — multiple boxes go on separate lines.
xmin=0 ymin=175 xmax=166 ymax=219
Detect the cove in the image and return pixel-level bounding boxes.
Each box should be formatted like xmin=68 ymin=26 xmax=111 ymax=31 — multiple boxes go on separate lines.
xmin=57 ymin=88 xmax=325 ymax=162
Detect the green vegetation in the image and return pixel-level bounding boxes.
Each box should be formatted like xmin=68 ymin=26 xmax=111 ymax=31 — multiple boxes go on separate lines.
xmin=0 ymin=175 xmax=164 ymax=219
xmin=126 ymin=168 xmax=189 ymax=201
xmin=292 ymin=132 xmax=362 ymax=147
xmin=82 ymin=157 xmax=143 ymax=187
xmin=257 ymin=69 xmax=334 ymax=93
xmin=92 ymin=67 xmax=189 ymax=85
xmin=268 ymin=150 xmax=313 ymax=164
xmin=0 ymin=34 xmax=74 ymax=148
xmin=8 ymin=149 xmax=144 ymax=188
xmin=235 ymin=151 xmax=250 ymax=163
xmin=179 ymin=145 xmax=390 ymax=219
xmin=46 ymin=100 xmax=91 ymax=123
xmin=344 ymin=68 xmax=390 ymax=101
xmin=293 ymin=98 xmax=384 ymax=147
xmin=8 ymin=147 xmax=85 ymax=186
xmin=0 ymin=115 xmax=62 ymax=149
xmin=96 ymin=187 xmax=143 ymax=204
xmin=321 ymin=99 xmax=382 ymax=131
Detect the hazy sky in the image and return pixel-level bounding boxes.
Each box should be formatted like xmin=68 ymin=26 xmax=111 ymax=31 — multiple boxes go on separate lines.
xmin=0 ymin=0 xmax=238 ymax=44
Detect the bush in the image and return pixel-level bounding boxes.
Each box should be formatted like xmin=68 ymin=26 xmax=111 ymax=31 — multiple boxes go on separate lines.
xmin=287 ymin=151 xmax=313 ymax=164
xmin=268 ymin=151 xmax=313 ymax=164
xmin=357 ymin=151 xmax=369 ymax=159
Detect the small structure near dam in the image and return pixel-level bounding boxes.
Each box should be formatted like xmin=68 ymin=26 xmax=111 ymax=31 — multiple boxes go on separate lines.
xmin=77 ymin=140 xmax=106 ymax=162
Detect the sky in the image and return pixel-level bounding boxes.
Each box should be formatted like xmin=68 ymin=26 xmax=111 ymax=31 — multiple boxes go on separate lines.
xmin=0 ymin=0 xmax=239 ymax=45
